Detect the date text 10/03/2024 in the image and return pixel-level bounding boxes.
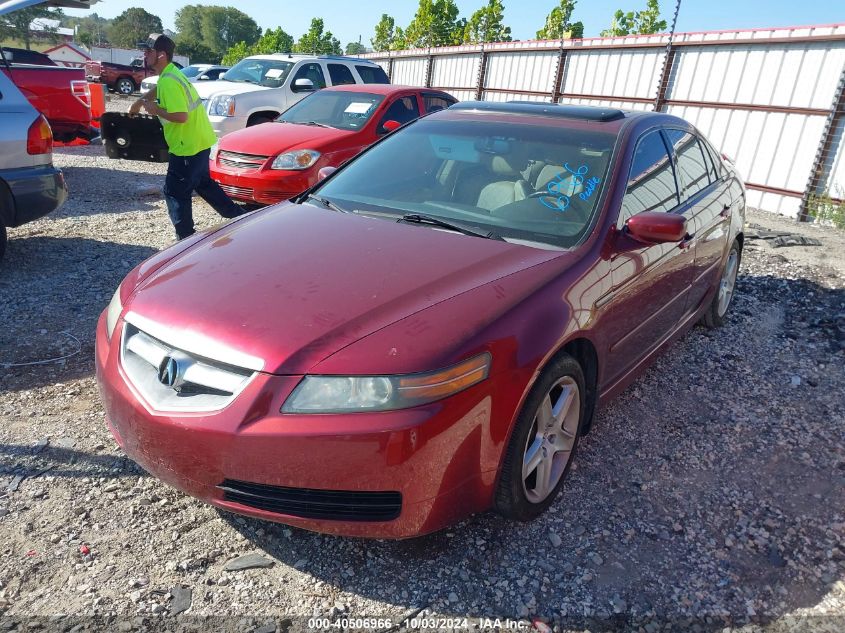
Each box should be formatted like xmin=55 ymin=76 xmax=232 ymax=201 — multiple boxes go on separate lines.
xmin=308 ymin=617 xmax=532 ymax=630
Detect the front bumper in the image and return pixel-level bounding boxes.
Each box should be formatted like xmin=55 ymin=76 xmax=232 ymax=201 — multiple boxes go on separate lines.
xmin=1 ymin=165 xmax=67 ymax=227
xmin=94 ymin=312 xmax=497 ymax=538
xmin=209 ymin=161 xmax=310 ymax=205
xmin=208 ymin=114 xmax=248 ymax=137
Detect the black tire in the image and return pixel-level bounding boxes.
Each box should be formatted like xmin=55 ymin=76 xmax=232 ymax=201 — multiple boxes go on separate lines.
xmin=701 ymin=239 xmax=742 ymax=329
xmin=495 ymin=353 xmax=586 ymax=521
xmin=0 ymin=219 xmax=6 ymax=263
xmin=116 ymin=77 xmax=135 ymax=95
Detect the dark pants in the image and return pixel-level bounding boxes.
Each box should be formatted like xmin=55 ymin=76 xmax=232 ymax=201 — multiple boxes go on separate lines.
xmin=163 ymin=148 xmax=244 ymax=240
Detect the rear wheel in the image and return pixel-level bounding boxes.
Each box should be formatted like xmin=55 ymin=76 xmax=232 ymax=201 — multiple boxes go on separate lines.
xmin=495 ymin=354 xmax=585 ymax=521
xmin=701 ymin=240 xmax=741 ymax=328
xmin=116 ymin=77 xmax=135 ymax=95
xmin=0 ymin=219 xmax=6 ymax=263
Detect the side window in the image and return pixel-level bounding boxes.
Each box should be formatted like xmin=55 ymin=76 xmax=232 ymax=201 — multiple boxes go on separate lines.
xmin=328 ymin=63 xmax=356 ymax=86
xmin=701 ymin=137 xmax=728 ymax=180
xmin=292 ymin=63 xmax=326 ymax=89
xmin=665 ymin=129 xmax=711 ymax=201
xmin=378 ymin=96 xmax=421 ymax=131
xmin=620 ymin=130 xmax=679 ymax=222
xmin=356 ymin=64 xmax=390 ymax=84
xmin=423 ymin=94 xmax=456 ymax=113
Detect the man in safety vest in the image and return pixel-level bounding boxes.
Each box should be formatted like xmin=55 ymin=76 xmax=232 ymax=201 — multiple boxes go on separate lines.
xmin=129 ymin=34 xmax=244 ymax=240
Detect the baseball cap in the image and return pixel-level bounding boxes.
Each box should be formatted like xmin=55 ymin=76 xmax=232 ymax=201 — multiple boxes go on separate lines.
xmin=138 ymin=34 xmax=174 ymax=58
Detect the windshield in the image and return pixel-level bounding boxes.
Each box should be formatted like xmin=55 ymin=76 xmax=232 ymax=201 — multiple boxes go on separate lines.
xmin=182 ymin=66 xmax=206 ymax=78
xmin=315 ymin=118 xmax=617 ymax=248
xmin=279 ymin=91 xmax=386 ymax=131
xmin=223 ymin=58 xmax=293 ymax=88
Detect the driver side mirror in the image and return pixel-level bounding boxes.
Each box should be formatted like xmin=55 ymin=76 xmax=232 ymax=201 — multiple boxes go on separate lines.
xmin=625 ymin=211 xmax=687 ymax=244
xmin=198 ymin=74 xmax=210 ymax=80
xmin=379 ymin=119 xmax=401 ymax=135
xmin=218 ymin=72 xmax=226 ymax=80
xmin=292 ymin=78 xmax=316 ymax=93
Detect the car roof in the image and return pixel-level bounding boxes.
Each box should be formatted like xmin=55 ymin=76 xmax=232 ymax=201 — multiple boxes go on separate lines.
xmin=322 ymin=84 xmax=445 ymax=96
xmin=245 ymin=53 xmax=379 ymax=65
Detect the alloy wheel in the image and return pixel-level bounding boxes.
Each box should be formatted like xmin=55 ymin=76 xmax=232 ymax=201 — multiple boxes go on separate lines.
xmin=521 ymin=376 xmax=580 ymax=503
xmin=717 ymin=249 xmax=739 ymax=317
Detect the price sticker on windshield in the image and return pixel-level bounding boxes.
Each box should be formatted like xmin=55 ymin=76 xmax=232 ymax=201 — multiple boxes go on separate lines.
xmin=265 ymin=68 xmax=284 ymax=78
xmin=345 ymin=102 xmax=374 ymax=114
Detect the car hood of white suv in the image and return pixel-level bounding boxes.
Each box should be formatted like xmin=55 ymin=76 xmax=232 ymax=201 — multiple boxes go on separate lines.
xmin=193 ymin=79 xmax=270 ymax=100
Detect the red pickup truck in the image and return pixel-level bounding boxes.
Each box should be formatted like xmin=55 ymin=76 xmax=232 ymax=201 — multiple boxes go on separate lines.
xmin=0 ymin=62 xmax=93 ymax=142
xmin=86 ymin=59 xmax=150 ymax=95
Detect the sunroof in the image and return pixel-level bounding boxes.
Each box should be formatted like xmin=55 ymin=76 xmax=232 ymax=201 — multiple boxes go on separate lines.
xmin=450 ymin=101 xmax=627 ymax=122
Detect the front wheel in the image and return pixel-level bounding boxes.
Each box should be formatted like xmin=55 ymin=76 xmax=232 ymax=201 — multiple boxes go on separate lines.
xmin=116 ymin=77 xmax=135 ymax=95
xmin=495 ymin=354 xmax=585 ymax=521
xmin=701 ymin=239 xmax=741 ymax=329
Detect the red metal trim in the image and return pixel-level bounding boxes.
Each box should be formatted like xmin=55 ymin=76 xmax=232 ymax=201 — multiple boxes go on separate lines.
xmin=560 ymin=92 xmax=654 ymax=104
xmin=745 ymin=183 xmax=803 ymax=198
xmin=665 ymin=99 xmax=830 ymax=116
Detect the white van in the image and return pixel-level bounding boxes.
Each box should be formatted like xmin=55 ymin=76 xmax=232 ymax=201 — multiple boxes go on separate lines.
xmin=193 ymin=54 xmax=390 ymax=137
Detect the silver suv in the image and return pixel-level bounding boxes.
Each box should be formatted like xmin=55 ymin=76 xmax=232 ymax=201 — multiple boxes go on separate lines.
xmin=0 ymin=70 xmax=67 ymax=262
xmin=193 ymin=54 xmax=390 ymax=136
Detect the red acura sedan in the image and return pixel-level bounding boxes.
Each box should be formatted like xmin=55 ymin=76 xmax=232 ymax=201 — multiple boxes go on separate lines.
xmin=95 ymin=102 xmax=746 ymax=538
xmin=209 ymin=84 xmax=457 ymax=205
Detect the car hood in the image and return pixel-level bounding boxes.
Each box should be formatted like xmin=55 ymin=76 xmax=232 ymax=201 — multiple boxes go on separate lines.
xmin=194 ymin=79 xmax=269 ymax=99
xmin=126 ymin=203 xmax=563 ymax=375
xmin=218 ymin=122 xmax=355 ymax=155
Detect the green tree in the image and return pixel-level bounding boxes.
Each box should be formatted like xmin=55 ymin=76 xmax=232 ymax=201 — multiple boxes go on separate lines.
xmin=221 ymin=40 xmax=250 ymax=66
xmin=294 ymin=18 xmax=341 ymax=55
xmin=108 ymin=8 xmax=163 ymax=48
xmin=391 ymin=26 xmax=408 ymax=51
xmin=64 ymin=12 xmax=111 ymax=47
xmin=371 ymin=14 xmax=396 ymax=52
xmin=536 ymin=0 xmax=583 ymax=40
xmin=464 ymin=0 xmax=511 ymax=44
xmin=404 ymin=0 xmax=463 ymax=48
xmin=345 ymin=41 xmax=369 ymax=55
xmin=601 ymin=0 xmax=667 ymax=36
xmin=175 ymin=5 xmax=260 ymax=60
xmin=253 ymin=26 xmax=294 ymax=54
xmin=175 ymin=38 xmax=217 ymax=64
xmin=0 ymin=6 xmax=63 ymax=49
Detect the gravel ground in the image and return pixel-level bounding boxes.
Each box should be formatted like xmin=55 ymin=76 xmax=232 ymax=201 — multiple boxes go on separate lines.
xmin=0 ymin=96 xmax=843 ymax=632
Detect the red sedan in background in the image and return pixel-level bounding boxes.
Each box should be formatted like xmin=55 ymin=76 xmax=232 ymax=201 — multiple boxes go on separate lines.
xmin=96 ymin=102 xmax=746 ymax=538
xmin=209 ymin=84 xmax=457 ymax=206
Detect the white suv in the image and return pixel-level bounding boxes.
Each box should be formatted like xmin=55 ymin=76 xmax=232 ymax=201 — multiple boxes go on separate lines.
xmin=194 ymin=54 xmax=390 ymax=137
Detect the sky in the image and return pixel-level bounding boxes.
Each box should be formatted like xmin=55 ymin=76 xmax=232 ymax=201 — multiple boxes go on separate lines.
xmin=63 ymin=1 xmax=845 ymax=47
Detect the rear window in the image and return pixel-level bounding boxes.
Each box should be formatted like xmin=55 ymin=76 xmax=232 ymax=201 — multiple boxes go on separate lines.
xmin=328 ymin=63 xmax=356 ymax=85
xmin=356 ymin=64 xmax=390 ymax=84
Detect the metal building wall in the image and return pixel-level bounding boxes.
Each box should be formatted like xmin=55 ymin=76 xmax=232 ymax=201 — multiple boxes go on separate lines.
xmin=363 ymin=24 xmax=845 ymax=220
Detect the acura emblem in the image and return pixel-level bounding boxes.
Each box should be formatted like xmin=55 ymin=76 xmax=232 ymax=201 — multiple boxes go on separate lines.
xmin=157 ymin=356 xmax=179 ymax=388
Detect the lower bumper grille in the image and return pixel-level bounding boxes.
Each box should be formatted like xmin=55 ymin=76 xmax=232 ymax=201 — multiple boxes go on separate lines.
xmin=218 ymin=479 xmax=402 ymax=522
xmin=219 ymin=183 xmax=254 ymax=199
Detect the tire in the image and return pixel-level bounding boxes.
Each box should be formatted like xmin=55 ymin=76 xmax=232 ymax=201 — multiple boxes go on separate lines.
xmin=701 ymin=239 xmax=742 ymax=329
xmin=116 ymin=77 xmax=135 ymax=95
xmin=495 ymin=353 xmax=586 ymax=521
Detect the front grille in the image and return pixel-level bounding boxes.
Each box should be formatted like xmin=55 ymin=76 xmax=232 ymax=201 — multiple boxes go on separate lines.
xmin=120 ymin=322 xmax=254 ymax=412
xmin=218 ymin=479 xmax=402 ymax=522
xmin=218 ymin=150 xmax=269 ymax=170
xmin=219 ymin=183 xmax=254 ymax=200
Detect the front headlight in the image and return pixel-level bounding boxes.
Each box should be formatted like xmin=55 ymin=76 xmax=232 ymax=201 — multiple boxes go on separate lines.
xmin=282 ymin=352 xmax=491 ymax=413
xmin=105 ymin=287 xmax=123 ymax=341
xmin=208 ymin=95 xmax=235 ymax=117
xmin=271 ymin=149 xmax=321 ymax=170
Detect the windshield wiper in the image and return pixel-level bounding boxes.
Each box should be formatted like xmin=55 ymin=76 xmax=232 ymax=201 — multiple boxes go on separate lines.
xmin=304 ymin=194 xmax=347 ymax=213
xmin=399 ymin=213 xmax=504 ymax=241
xmin=291 ymin=120 xmax=333 ymax=128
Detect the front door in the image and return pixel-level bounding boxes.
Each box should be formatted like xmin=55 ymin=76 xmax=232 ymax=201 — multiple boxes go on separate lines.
xmin=598 ymin=128 xmax=695 ymax=389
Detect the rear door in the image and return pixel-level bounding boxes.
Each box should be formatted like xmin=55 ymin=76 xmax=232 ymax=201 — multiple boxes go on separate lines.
xmin=663 ymin=128 xmax=732 ymax=315
xmin=600 ymin=128 xmax=696 ymax=387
